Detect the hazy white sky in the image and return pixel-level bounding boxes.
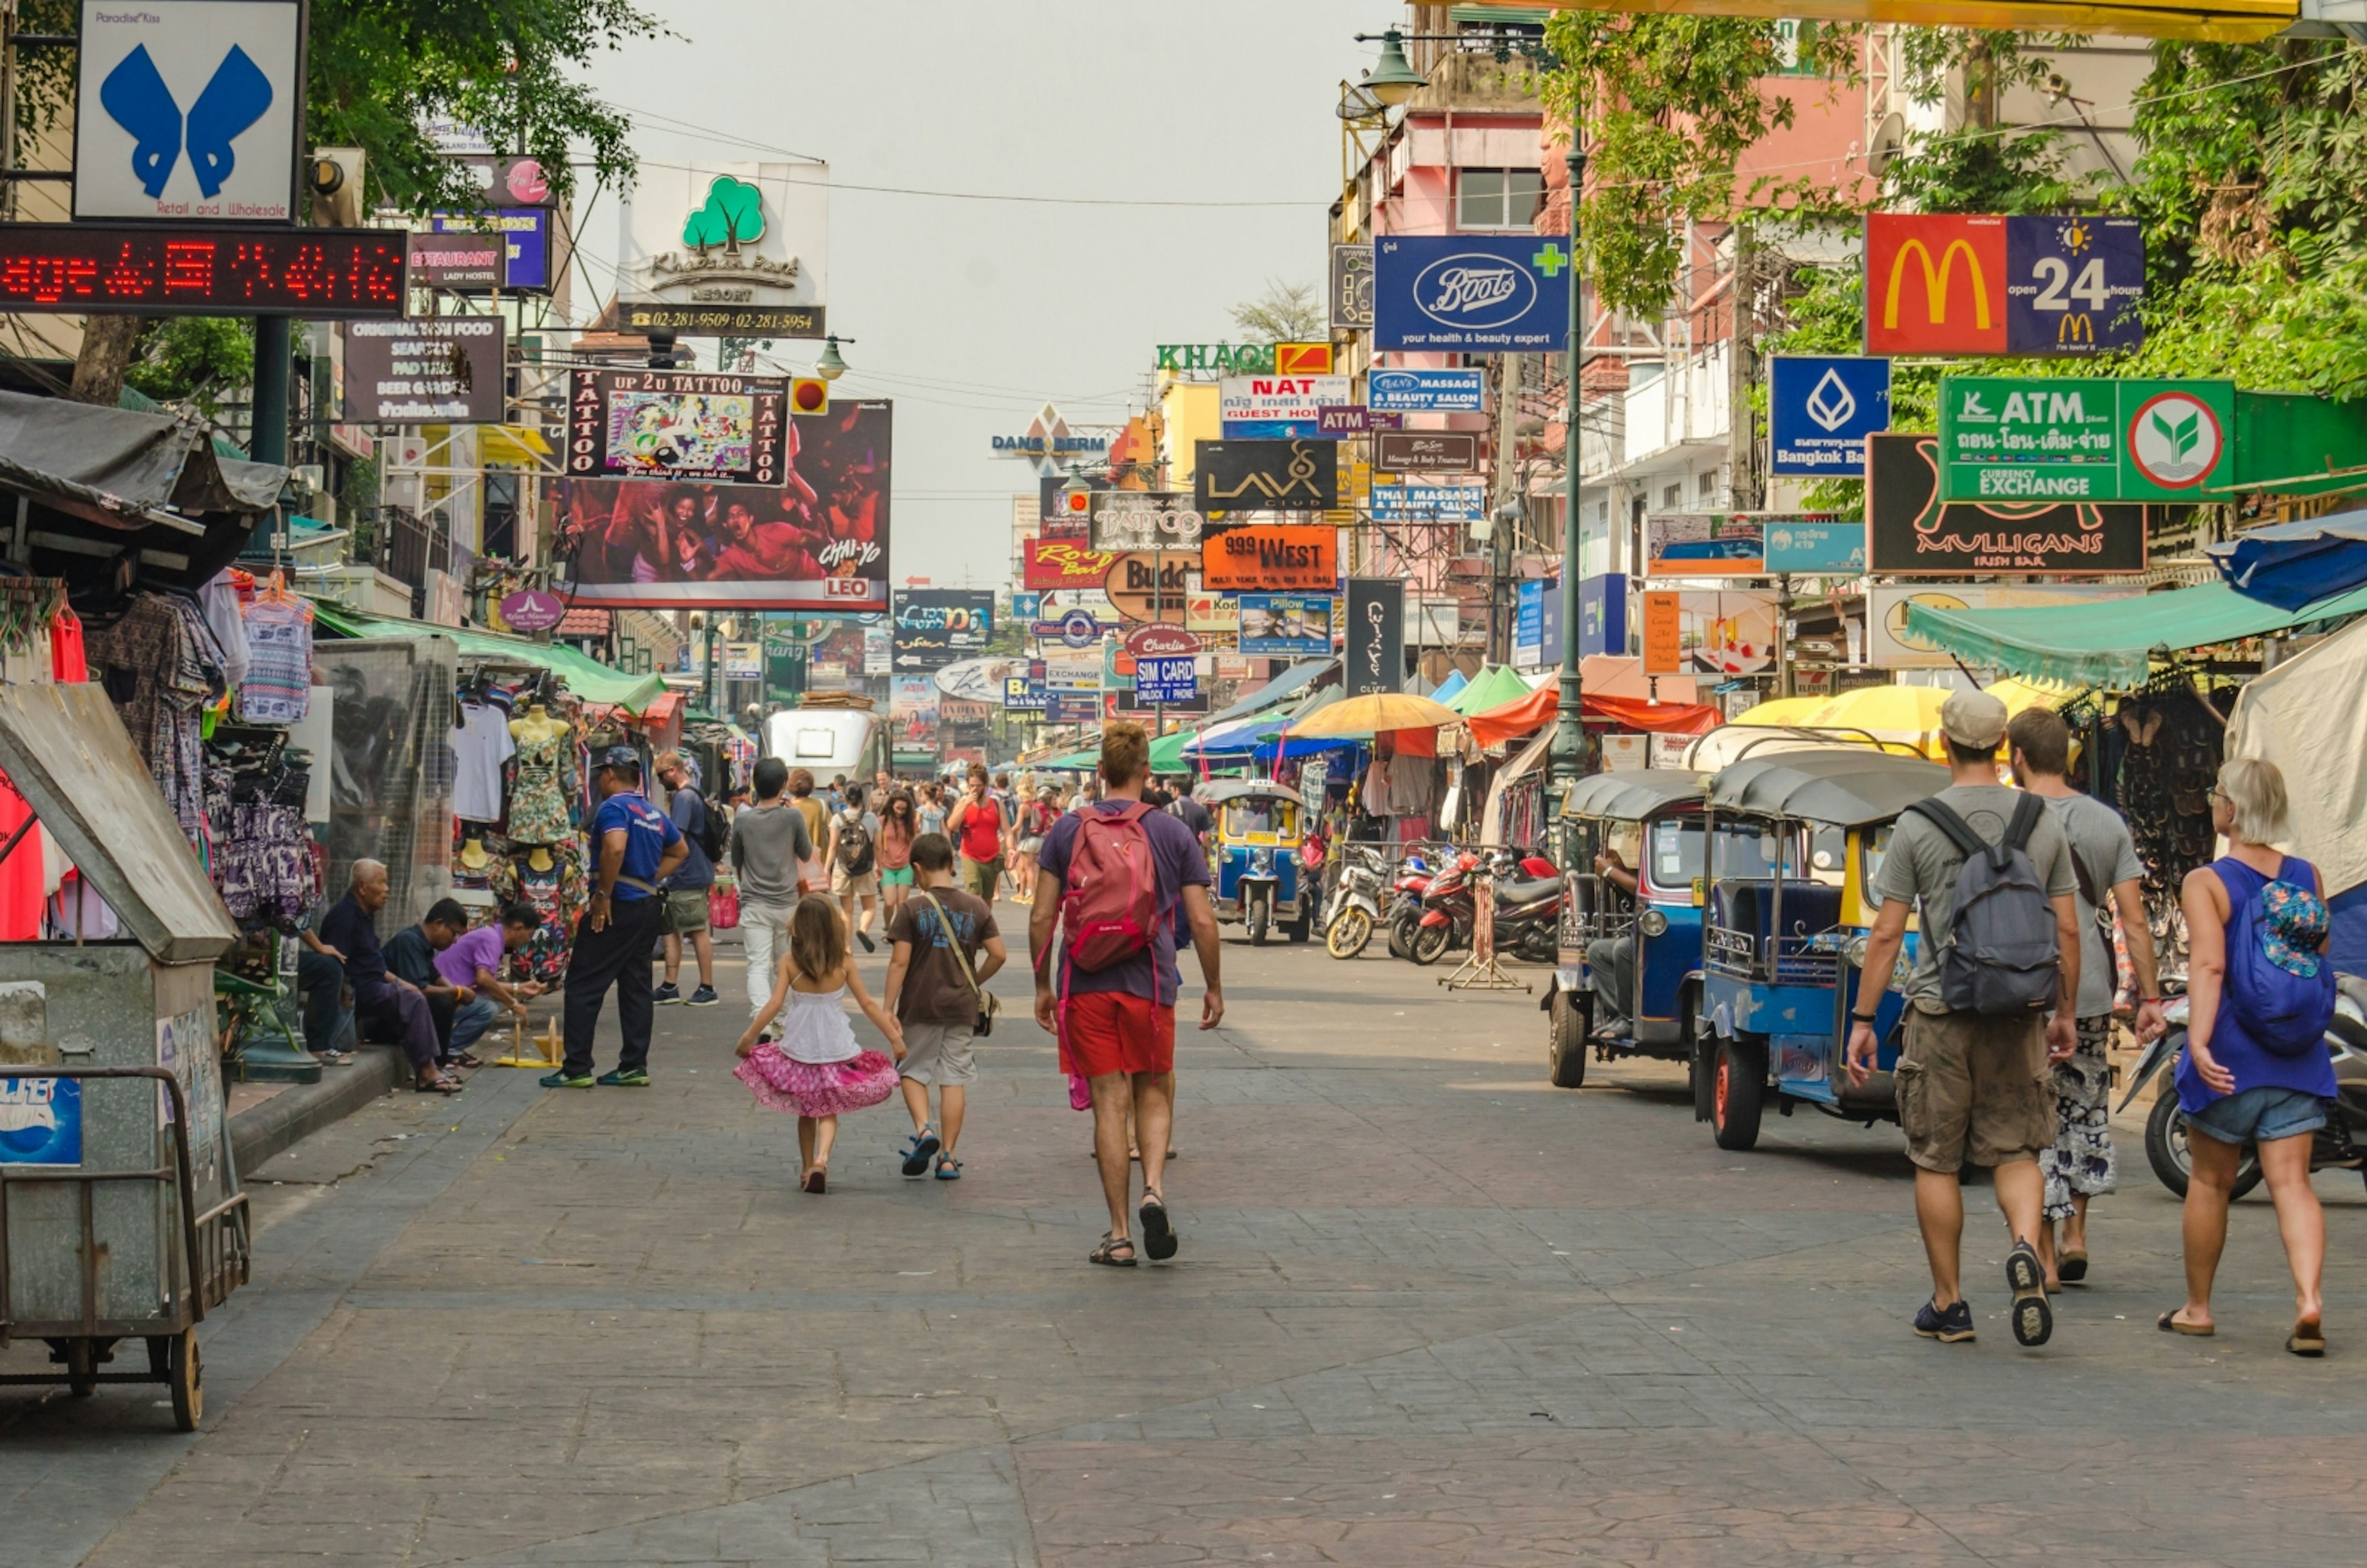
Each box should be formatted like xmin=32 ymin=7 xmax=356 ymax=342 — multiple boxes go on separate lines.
xmin=577 ymin=0 xmax=1397 ymax=589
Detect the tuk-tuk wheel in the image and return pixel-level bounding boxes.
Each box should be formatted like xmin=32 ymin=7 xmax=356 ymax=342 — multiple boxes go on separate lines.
xmin=64 ymin=1338 xmax=98 ymax=1398
xmin=1247 ymin=890 xmax=1270 ymax=945
xmin=1712 ymin=1036 xmax=1767 ymax=1152
xmin=168 ymin=1327 xmax=202 ymax=1432
xmin=1547 ymin=990 xmax=1588 ymax=1088
xmin=1286 ymin=910 xmax=1312 ymax=943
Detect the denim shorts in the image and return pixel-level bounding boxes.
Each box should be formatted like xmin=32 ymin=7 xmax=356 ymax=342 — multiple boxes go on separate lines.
xmin=2186 ymin=1084 xmax=2329 ymax=1146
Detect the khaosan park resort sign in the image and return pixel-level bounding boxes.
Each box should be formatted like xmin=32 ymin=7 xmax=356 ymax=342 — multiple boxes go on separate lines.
xmin=618 ymin=161 xmax=828 ymax=337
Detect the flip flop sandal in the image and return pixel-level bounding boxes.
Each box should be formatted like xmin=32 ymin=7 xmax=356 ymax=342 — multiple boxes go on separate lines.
xmin=448 ymin=1051 xmax=485 ymax=1069
xmin=901 ymin=1127 xmax=941 ymax=1177
xmin=1090 ymin=1231 xmax=1136 ymax=1267
xmin=2157 ymin=1310 xmax=2215 ymax=1336
xmin=2287 ymin=1320 xmax=2326 ymax=1357
xmin=802 ymin=1167 xmax=828 ymax=1195
xmin=1139 ymin=1192 xmax=1177 ymax=1261
xmin=2058 ymin=1250 xmax=2089 ymax=1284
xmin=415 ymin=1075 xmax=464 ymax=1094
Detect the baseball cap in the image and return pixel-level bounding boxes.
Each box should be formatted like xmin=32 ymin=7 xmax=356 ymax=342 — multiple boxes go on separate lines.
xmin=595 ymin=745 xmax=642 ymax=772
xmin=1939 ymin=688 xmax=2009 ymax=751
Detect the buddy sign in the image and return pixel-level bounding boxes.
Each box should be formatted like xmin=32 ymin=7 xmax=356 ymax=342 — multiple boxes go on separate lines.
xmin=1936 ymin=377 xmax=2233 ymax=503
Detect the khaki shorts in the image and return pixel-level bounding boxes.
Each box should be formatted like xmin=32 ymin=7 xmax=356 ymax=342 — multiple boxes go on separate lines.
xmin=960 ymin=854 xmax=1004 ymax=900
xmin=660 ymin=888 xmax=709 ymax=936
xmin=832 ymin=864 xmax=880 ymax=898
xmin=1895 ymin=1008 xmax=2053 ymax=1174
xmin=898 ymin=1019 xmax=978 ymax=1086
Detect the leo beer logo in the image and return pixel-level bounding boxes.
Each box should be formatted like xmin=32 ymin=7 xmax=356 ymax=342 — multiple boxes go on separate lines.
xmin=1273 ymin=341 xmax=1333 ymax=375
xmin=1865 ymin=214 xmax=2006 ymax=355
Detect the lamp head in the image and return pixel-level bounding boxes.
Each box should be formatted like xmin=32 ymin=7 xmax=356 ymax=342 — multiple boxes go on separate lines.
xmin=815 ymin=335 xmax=849 ymax=381
xmin=1362 ymin=29 xmax=1426 ymax=107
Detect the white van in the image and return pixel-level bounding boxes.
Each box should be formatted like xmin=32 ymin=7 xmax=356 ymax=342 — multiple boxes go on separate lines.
xmin=764 ymin=707 xmax=882 ymax=781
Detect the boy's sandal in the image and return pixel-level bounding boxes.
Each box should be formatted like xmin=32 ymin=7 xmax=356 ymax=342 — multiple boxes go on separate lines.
xmin=1090 ymin=1231 xmax=1136 ymax=1267
xmin=934 ymin=1153 xmax=962 ymax=1180
xmin=901 ymin=1127 xmax=941 ymax=1177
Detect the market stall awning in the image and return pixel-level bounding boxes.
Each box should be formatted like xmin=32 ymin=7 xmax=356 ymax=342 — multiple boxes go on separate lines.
xmin=2208 ymin=507 xmax=2367 ymax=613
xmin=1902 ymin=579 xmax=2367 ymax=689
xmin=1428 ymin=669 xmax=1468 ymax=704
xmin=311 ymin=602 xmax=666 ymax=712
xmin=1465 ymin=684 xmax=1723 ymax=748
xmin=1447 ymin=664 xmax=1533 ymax=716
xmin=1199 ymin=657 xmax=1337 ymax=729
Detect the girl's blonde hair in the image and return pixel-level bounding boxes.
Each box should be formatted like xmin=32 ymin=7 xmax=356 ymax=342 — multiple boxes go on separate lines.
xmin=788 ymin=894 xmax=844 ymax=982
xmin=2218 ymin=756 xmax=2292 ymax=846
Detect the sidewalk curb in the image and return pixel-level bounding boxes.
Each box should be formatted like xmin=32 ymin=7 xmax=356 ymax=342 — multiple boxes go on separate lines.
xmin=229 ymin=1047 xmax=404 ymax=1177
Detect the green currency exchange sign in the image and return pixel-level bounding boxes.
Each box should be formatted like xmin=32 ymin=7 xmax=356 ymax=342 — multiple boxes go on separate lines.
xmin=1937 ymin=377 xmax=2233 ymax=503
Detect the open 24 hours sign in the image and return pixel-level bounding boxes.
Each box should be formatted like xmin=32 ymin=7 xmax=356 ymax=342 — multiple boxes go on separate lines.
xmin=1937 ymin=377 xmax=2233 ymax=504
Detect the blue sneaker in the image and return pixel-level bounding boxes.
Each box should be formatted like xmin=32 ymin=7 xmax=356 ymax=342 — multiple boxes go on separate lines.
xmin=596 ymin=1067 xmax=650 ymax=1087
xmin=653 ymin=982 xmax=683 ymax=1005
xmin=1913 ymin=1299 xmax=1976 ymax=1342
xmin=540 ymin=1069 xmax=594 ymax=1089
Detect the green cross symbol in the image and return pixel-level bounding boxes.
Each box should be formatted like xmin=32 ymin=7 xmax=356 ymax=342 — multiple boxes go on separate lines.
xmin=1532 ymin=242 xmax=1568 ymax=277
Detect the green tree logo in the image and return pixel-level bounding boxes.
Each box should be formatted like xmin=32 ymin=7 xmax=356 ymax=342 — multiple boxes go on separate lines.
xmin=2152 ymin=407 xmax=2200 ymax=463
xmin=683 ymin=176 xmax=766 ymax=254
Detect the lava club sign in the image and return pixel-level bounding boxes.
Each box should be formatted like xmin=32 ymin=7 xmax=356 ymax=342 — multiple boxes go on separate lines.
xmin=1124 ymin=624 xmax=1202 ymax=659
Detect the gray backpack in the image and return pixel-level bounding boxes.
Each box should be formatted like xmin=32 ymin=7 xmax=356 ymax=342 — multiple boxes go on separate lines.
xmin=1902 ymin=794 xmax=2061 ymax=1016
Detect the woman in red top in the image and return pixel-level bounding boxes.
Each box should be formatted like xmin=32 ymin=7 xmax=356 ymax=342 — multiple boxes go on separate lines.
xmin=946 ymin=763 xmax=1007 ymax=903
xmin=874 ymin=790 xmax=918 ymax=916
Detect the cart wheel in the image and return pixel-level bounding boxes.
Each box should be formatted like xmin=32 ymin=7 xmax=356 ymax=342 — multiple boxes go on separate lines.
xmin=65 ymin=1339 xmax=97 ymax=1399
xmin=167 ymin=1327 xmax=202 ymax=1431
xmin=1326 ymin=907 xmax=1373 ymax=960
xmin=1712 ymin=1036 xmax=1765 ymax=1151
xmin=1547 ymin=989 xmax=1588 ymax=1088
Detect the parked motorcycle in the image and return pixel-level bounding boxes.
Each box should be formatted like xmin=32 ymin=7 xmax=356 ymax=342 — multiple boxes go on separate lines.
xmin=2117 ymin=979 xmax=2367 ymax=1199
xmin=1323 ymin=844 xmax=1389 ymax=960
xmin=1409 ymin=850 xmax=1562 ymax=966
xmin=1384 ymin=852 xmax=1437 ymax=960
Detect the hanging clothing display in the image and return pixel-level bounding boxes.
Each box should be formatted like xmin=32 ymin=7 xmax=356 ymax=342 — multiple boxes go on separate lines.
xmin=452 ymin=698 xmax=517 ymax=824
xmin=238 ymin=589 xmax=313 ymax=724
xmin=205 ymin=738 xmax=318 ymax=924
xmin=507 ymin=724 xmax=574 ymax=843
xmin=51 ymin=606 xmax=85 ymax=682
xmin=515 ymin=841 xmax=588 ymax=985
xmin=199 ymin=568 xmax=251 ymax=695
xmin=84 ymin=594 xmax=226 ymax=843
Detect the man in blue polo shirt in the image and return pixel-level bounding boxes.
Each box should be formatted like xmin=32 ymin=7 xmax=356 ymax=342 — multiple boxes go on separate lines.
xmin=547 ymin=747 xmax=687 ymax=1088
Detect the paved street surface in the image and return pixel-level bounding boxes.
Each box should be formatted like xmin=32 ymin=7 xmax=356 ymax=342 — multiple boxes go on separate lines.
xmin=7 ymin=923 xmax=2366 ymax=1566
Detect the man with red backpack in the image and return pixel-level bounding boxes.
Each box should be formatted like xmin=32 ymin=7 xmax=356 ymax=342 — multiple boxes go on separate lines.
xmin=1031 ymin=720 xmax=1222 ymax=1267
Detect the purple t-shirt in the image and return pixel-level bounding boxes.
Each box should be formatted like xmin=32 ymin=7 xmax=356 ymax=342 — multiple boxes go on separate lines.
xmin=434 ymin=924 xmax=505 ymax=990
xmin=1037 ymin=800 xmax=1211 ymax=1005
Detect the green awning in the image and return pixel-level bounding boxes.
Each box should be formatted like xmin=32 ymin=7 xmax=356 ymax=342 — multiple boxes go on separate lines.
xmin=1449 ymin=664 xmax=1534 ymax=716
xmin=310 ymin=601 xmax=666 ymax=711
xmin=1902 ymin=579 xmax=2367 ymax=689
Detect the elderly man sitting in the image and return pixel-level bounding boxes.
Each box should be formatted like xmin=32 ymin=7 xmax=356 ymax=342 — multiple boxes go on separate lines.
xmin=299 ymin=860 xmax=462 ymax=1095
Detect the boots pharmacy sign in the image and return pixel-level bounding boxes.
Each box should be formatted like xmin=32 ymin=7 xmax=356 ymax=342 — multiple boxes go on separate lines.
xmin=1374 ymin=234 xmax=1572 ymax=353
xmin=1865 ymin=214 xmax=2144 ymax=357
xmin=1936 ymin=378 xmax=2233 ymax=502
xmin=74 ymin=1 xmax=303 ymax=223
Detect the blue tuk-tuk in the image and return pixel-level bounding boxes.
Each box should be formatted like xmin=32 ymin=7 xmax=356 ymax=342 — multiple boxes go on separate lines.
xmin=1543 ymin=769 xmax=1707 ymax=1090
xmin=1698 ymin=747 xmax=1946 ymax=1150
xmin=1203 ymin=779 xmax=1310 ymax=944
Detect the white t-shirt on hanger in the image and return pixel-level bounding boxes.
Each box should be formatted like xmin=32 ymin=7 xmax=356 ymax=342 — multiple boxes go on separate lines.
xmin=452 ymin=699 xmax=516 ymax=823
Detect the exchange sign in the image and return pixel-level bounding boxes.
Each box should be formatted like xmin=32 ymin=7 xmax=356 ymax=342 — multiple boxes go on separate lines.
xmin=1373 ymin=234 xmax=1572 ymax=353
xmin=1865 ymin=213 xmax=2144 ymax=357
xmin=1936 ymin=377 xmax=2233 ymax=503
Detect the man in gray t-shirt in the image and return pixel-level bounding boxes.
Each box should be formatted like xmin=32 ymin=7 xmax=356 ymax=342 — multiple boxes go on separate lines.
xmin=2009 ymin=706 xmax=2167 ymax=1291
xmin=729 ymin=757 xmax=817 ymax=1037
xmin=1846 ymin=688 xmax=2082 ymax=1352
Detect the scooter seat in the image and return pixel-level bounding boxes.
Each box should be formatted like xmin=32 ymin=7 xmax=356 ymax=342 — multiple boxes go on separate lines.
xmin=1498 ymin=876 xmax=1562 ymax=905
xmin=2337 ymin=973 xmax=2367 ymax=1013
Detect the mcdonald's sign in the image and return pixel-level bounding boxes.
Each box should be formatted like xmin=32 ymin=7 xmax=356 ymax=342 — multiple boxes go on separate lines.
xmin=1865 ymin=214 xmax=2006 ymax=355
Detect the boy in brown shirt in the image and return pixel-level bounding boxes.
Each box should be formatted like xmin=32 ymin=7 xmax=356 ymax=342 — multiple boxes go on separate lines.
xmin=884 ymin=832 xmax=1007 ymax=1179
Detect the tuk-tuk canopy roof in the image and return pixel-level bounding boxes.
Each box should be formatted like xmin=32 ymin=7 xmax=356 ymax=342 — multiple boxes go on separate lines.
xmin=1560 ymin=769 xmax=1705 ymax=822
xmin=1201 ymin=778 xmax=1306 ymax=808
xmin=1707 ymin=748 xmax=1949 ymax=827
xmin=0 ymin=682 xmax=236 ymax=964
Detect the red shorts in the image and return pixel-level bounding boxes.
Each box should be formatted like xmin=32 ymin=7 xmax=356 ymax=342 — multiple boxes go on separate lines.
xmin=1059 ymin=990 xmax=1175 ymax=1079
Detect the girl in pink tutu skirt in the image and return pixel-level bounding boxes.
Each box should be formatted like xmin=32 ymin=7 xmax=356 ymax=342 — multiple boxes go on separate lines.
xmin=735 ymin=896 xmax=904 ymax=1193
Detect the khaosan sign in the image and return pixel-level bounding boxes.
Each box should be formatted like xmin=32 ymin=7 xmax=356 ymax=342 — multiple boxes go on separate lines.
xmin=1373 ymin=234 xmax=1572 ymax=353
xmin=618 ymin=161 xmax=828 ymax=337
xmin=1936 ymin=377 xmax=2233 ymax=502
xmin=1865 ymin=214 xmax=2144 ymax=357
xmin=1868 ymin=431 xmax=2146 ymax=575
xmin=74 ymin=0 xmax=303 ymax=223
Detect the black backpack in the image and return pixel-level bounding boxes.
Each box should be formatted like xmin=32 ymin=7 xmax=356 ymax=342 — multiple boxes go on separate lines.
xmin=835 ymin=811 xmax=875 ymax=876
xmin=1902 ymin=794 xmax=2061 ymax=1016
xmin=687 ymin=792 xmax=726 ymax=865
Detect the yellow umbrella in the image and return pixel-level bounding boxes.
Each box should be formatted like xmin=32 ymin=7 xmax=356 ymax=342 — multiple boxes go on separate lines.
xmin=1987 ymin=676 xmax=2074 ymax=717
xmin=1286 ymin=690 xmax=1465 ymax=739
xmin=1804 ymin=684 xmax=1953 ymax=760
xmin=1731 ymin=695 xmax=1828 ymax=727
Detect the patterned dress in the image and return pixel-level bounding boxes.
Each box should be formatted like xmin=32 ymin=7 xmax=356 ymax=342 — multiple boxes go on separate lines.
xmin=507 ymin=725 xmax=574 ymax=844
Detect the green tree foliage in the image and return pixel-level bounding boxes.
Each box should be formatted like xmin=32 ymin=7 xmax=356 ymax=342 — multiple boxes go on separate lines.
xmin=684 ymin=175 xmax=766 ymax=250
xmin=1880 ymin=30 xmax=2088 ymax=216
xmin=1227 ymin=281 xmax=1323 ymax=343
xmin=1539 ymin=14 xmax=1860 ymax=317
xmin=124 ymin=317 xmax=254 ymax=419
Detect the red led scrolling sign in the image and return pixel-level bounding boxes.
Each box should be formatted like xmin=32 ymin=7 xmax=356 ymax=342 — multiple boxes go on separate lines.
xmin=0 ymin=226 xmax=408 ymax=317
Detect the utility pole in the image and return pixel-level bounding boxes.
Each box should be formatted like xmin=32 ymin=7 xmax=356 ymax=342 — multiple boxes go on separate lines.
xmin=1727 ymin=224 xmax=1760 ymax=512
xmin=1548 ymin=112 xmax=1588 ymax=812
xmin=1489 ymin=352 xmax=1523 ymax=665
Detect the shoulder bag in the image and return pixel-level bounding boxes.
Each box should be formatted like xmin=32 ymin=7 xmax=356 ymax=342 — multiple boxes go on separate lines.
xmin=914 ymin=886 xmax=997 ymax=1036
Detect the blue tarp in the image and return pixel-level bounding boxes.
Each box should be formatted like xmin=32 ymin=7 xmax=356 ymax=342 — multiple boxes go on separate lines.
xmin=2209 ymin=507 xmax=2367 ymax=611
xmin=1429 ymin=669 xmax=1468 ymax=704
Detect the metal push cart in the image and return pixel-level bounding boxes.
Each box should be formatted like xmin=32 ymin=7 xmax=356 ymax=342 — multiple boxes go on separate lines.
xmin=0 ymin=683 xmax=247 ymax=1431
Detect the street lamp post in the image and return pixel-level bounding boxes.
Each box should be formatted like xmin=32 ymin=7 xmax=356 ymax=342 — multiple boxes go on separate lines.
xmin=1548 ymin=132 xmax=1587 ymax=806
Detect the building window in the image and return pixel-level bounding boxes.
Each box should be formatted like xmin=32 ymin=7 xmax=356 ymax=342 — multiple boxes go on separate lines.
xmin=1661 ymin=481 xmax=1683 ymax=509
xmin=1457 ymin=169 xmax=1545 ymax=231
xmin=1698 ymin=470 xmax=1718 ymax=499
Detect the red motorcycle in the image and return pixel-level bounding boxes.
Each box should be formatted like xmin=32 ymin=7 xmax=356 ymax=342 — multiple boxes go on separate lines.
xmin=1409 ymin=849 xmax=1562 ymax=966
xmin=1384 ymin=850 xmax=1440 ymax=960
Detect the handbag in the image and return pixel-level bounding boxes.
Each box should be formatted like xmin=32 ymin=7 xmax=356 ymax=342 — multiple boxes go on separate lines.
xmin=914 ymin=886 xmax=997 ymax=1037
xmin=708 ymin=872 xmax=740 ymax=932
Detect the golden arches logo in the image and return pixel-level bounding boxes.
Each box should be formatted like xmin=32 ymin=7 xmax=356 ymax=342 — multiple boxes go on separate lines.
xmin=2058 ymin=313 xmax=2095 ymax=345
xmin=1882 ymin=239 xmax=1992 ymax=330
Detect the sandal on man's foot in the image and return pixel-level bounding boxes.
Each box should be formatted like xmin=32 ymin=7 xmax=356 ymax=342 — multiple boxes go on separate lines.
xmin=2288 ymin=1317 xmax=2326 ymax=1357
xmin=2156 ymin=1309 xmax=2214 ymax=1337
xmin=1139 ymin=1191 xmax=1177 ymax=1261
xmin=1090 ymin=1231 xmax=1136 ymax=1267
xmin=415 ymin=1075 xmax=464 ymax=1095
xmin=934 ymin=1153 xmax=963 ymax=1180
xmin=802 ymin=1166 xmax=828 ymax=1195
xmin=901 ymin=1127 xmax=941 ymax=1177
xmin=2006 ymin=1240 xmax=2053 ymax=1347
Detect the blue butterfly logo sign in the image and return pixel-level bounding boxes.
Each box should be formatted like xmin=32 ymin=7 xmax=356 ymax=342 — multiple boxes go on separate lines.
xmin=100 ymin=43 xmax=273 ymax=199
xmin=73 ymin=2 xmax=300 ymax=222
